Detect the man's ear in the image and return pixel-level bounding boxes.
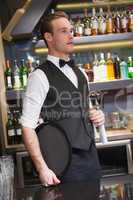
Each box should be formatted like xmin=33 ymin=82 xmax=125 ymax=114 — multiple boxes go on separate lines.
xmin=44 ymin=32 xmax=53 ymax=43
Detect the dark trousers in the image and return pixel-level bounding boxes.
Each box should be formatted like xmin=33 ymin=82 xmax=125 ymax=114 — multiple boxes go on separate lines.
xmin=61 ymin=143 xmax=101 ymax=183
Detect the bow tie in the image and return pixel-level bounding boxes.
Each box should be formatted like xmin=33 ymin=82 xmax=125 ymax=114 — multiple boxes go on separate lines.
xmin=59 ymin=59 xmax=75 ymax=68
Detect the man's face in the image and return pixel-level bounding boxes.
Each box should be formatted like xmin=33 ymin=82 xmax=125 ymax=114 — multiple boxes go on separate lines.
xmin=48 ymin=17 xmax=74 ymax=57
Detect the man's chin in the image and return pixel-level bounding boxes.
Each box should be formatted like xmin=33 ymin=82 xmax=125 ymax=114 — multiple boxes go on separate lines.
xmin=67 ymin=46 xmax=74 ymax=53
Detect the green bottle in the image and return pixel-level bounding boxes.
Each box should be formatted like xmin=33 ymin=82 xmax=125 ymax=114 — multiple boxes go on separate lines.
xmin=5 ymin=60 xmax=12 ymax=89
xmin=7 ymin=111 xmax=15 ymax=145
xmin=127 ymin=56 xmax=133 ymax=78
xmin=20 ymin=59 xmax=28 ymax=89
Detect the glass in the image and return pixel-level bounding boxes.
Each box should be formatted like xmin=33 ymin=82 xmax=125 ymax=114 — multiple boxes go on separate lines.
xmin=0 ymin=156 xmax=14 ymax=200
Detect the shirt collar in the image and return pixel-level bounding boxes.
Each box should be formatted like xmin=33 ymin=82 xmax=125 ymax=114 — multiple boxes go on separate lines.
xmin=47 ymin=55 xmax=70 ymax=68
xmin=47 ymin=55 xmax=60 ymax=68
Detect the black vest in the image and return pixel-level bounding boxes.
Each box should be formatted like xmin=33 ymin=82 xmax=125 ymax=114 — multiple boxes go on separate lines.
xmin=38 ymin=61 xmax=94 ymax=150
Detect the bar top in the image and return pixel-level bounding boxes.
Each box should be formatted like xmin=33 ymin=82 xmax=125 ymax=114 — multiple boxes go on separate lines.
xmin=15 ymin=180 xmax=133 ymax=200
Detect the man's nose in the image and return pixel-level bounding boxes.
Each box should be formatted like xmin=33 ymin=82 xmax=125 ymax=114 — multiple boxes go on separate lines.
xmin=69 ymin=31 xmax=74 ymax=39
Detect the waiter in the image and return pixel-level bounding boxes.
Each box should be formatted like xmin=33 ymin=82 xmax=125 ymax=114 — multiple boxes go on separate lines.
xmin=21 ymin=11 xmax=105 ymax=186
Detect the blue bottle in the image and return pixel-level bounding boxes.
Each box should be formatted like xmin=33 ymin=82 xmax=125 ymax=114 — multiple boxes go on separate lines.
xmin=120 ymin=59 xmax=128 ymax=79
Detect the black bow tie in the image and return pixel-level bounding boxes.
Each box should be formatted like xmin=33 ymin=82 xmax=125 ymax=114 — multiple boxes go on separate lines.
xmin=59 ymin=59 xmax=75 ymax=68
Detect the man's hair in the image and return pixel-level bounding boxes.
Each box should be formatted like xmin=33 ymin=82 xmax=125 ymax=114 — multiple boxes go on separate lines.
xmin=40 ymin=11 xmax=69 ymax=46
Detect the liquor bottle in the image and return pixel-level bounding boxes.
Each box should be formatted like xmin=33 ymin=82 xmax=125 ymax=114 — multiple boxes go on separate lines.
xmin=92 ymin=54 xmax=100 ymax=82
xmin=127 ymin=56 xmax=133 ymax=78
xmin=12 ymin=60 xmax=22 ymax=90
xmin=74 ymin=16 xmax=84 ymax=37
xmin=106 ymin=8 xmax=113 ymax=34
xmin=91 ymin=8 xmax=98 ymax=36
xmin=99 ymin=53 xmax=107 ymax=81
xmin=114 ymin=11 xmax=121 ymax=33
xmin=14 ymin=110 xmax=22 ymax=144
xmin=27 ymin=59 xmax=34 ymax=74
xmin=120 ymin=11 xmax=128 ymax=33
xmin=128 ymin=11 xmax=133 ymax=32
xmin=98 ymin=8 xmax=106 ymax=34
xmin=120 ymin=59 xmax=128 ymax=79
xmin=113 ymin=55 xmax=121 ymax=79
xmin=83 ymin=8 xmax=91 ymax=36
xmin=84 ymin=62 xmax=94 ymax=82
xmin=6 ymin=111 xmax=15 ymax=145
xmin=106 ymin=52 xmax=115 ymax=80
xmin=5 ymin=60 xmax=12 ymax=89
xmin=20 ymin=59 xmax=28 ymax=89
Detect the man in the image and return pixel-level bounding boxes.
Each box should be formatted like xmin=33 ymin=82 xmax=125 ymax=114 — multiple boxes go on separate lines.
xmin=21 ymin=11 xmax=105 ymax=187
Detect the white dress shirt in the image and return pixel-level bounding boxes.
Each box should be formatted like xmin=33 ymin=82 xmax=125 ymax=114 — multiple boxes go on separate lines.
xmin=21 ymin=55 xmax=89 ymax=129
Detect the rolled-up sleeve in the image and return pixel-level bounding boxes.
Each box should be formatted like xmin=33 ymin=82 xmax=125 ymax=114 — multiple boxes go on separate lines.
xmin=21 ymin=69 xmax=49 ymax=129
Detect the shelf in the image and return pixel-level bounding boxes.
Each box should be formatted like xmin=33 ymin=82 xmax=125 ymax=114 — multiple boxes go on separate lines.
xmin=89 ymin=78 xmax=133 ymax=91
xmin=35 ymin=32 xmax=133 ymax=54
xmin=73 ymin=32 xmax=133 ymax=44
xmin=6 ymin=89 xmax=25 ymax=100
xmin=55 ymin=0 xmax=133 ymax=11
xmin=96 ymin=129 xmax=133 ymax=143
xmin=6 ymin=79 xmax=133 ymax=100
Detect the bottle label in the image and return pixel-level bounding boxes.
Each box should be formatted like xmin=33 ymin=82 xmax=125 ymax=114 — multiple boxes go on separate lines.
xmin=99 ymin=21 xmax=106 ymax=34
xmin=8 ymin=129 xmax=15 ymax=137
xmin=23 ymin=74 xmax=28 ymax=87
xmin=16 ymin=128 xmax=22 ymax=135
xmin=92 ymin=19 xmax=98 ymax=29
xmin=14 ymin=75 xmax=21 ymax=89
xmin=7 ymin=77 xmax=12 ymax=88
xmin=128 ymin=67 xmax=133 ymax=73
xmin=78 ymin=26 xmax=83 ymax=35
xmin=84 ymin=28 xmax=91 ymax=35
xmin=99 ymin=64 xmax=107 ymax=81
xmin=121 ymin=18 xmax=127 ymax=29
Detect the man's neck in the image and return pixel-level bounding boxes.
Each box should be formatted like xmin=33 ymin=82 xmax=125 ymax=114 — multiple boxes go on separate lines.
xmin=48 ymin=50 xmax=70 ymax=61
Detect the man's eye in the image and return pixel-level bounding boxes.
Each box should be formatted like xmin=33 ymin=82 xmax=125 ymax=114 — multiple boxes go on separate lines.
xmin=62 ymin=30 xmax=67 ymax=33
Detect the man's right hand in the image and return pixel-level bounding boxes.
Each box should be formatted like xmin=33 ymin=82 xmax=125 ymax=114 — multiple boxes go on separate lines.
xmin=39 ymin=167 xmax=61 ymax=187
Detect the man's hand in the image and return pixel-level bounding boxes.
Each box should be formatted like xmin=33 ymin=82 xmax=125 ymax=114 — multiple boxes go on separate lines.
xmin=39 ymin=167 xmax=60 ymax=187
xmin=89 ymin=108 xmax=105 ymax=127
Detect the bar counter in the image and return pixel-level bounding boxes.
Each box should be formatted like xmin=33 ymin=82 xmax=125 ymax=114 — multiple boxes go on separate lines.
xmin=15 ymin=179 xmax=133 ymax=200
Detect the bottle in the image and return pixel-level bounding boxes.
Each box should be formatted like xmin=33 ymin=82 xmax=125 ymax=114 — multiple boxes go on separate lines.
xmin=92 ymin=54 xmax=100 ymax=82
xmin=98 ymin=8 xmax=106 ymax=34
xmin=14 ymin=110 xmax=22 ymax=144
xmin=106 ymin=52 xmax=115 ymax=80
xmin=113 ymin=55 xmax=121 ymax=79
xmin=128 ymin=11 xmax=133 ymax=32
xmin=74 ymin=16 xmax=84 ymax=37
xmin=20 ymin=59 xmax=28 ymax=88
xmin=114 ymin=11 xmax=121 ymax=33
xmin=106 ymin=8 xmax=113 ymax=34
xmin=120 ymin=59 xmax=128 ymax=79
xmin=5 ymin=60 xmax=12 ymax=89
xmin=12 ymin=60 xmax=22 ymax=90
xmin=120 ymin=11 xmax=128 ymax=33
xmin=6 ymin=111 xmax=15 ymax=145
xmin=84 ymin=62 xmax=94 ymax=82
xmin=91 ymin=8 xmax=98 ymax=36
xmin=99 ymin=53 xmax=107 ymax=81
xmin=27 ymin=59 xmax=34 ymax=74
xmin=83 ymin=8 xmax=91 ymax=36
xmin=127 ymin=56 xmax=133 ymax=78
